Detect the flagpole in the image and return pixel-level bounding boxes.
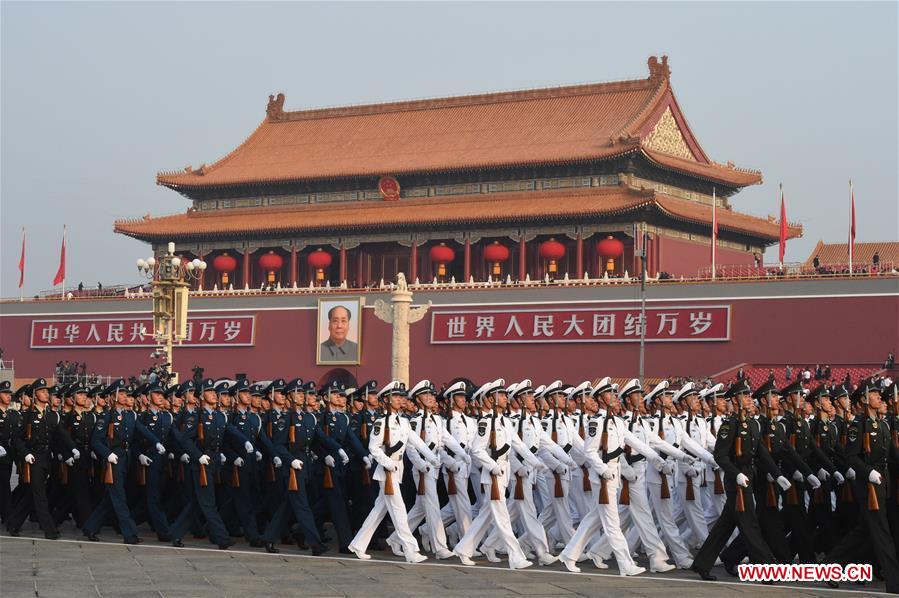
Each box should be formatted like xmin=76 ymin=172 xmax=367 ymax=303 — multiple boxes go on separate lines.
xmin=711 ymin=187 xmax=716 ymax=280
xmin=19 ymin=227 xmax=25 ymax=302
xmin=779 ymin=183 xmax=784 ymax=270
xmin=848 ymin=180 xmax=854 ymax=276
xmin=62 ymin=225 xmax=66 ymax=299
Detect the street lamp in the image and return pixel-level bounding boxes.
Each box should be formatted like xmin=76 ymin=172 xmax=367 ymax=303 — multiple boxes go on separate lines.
xmin=136 ymin=242 xmax=206 ymax=383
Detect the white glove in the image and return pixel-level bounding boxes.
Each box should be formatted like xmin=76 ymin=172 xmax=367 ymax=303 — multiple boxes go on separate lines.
xmin=600 ymin=468 xmax=613 ymax=480
xmin=428 ymin=457 xmax=441 ymax=469
xmin=490 ymin=465 xmax=503 ymax=476
xmin=833 ymin=471 xmax=845 ymax=485
xmin=662 ymin=462 xmax=675 ymax=476
xmin=338 ymin=449 xmax=349 ymax=465
xmin=685 ymin=466 xmax=698 ymax=478
xmin=25 ymin=453 xmax=35 ymax=464
xmin=198 ymin=455 xmax=211 ymax=466
xmin=107 ymin=453 xmax=118 ymax=465
xmin=180 ymin=454 xmax=190 ymax=463
xmin=766 ymin=473 xmax=774 ymax=482
xmin=168 ymin=453 xmax=174 ymax=460
xmin=817 ymin=468 xmax=829 ymax=481
xmin=65 ymin=457 xmax=75 ymax=466
xmin=362 ymin=456 xmax=373 ymax=469
xmin=652 ymin=457 xmax=666 ymax=472
xmin=273 ymin=456 xmax=282 ymax=468
xmin=325 ymin=455 xmax=336 ymax=468
xmin=72 ymin=448 xmax=81 ymax=460
xmin=219 ymin=453 xmax=227 ymax=464
xmin=683 ymin=456 xmax=697 ymax=466
xmin=535 ymin=461 xmax=549 ymax=474
xmin=57 ymin=454 xmax=63 ymax=462
xmin=565 ymin=458 xmax=577 ymax=469
xmin=736 ymin=473 xmax=749 ymax=487
xmin=291 ymin=459 xmax=302 ymax=470
xmin=621 ymin=466 xmax=637 ymax=482
xmin=0 ymin=446 xmax=6 ymax=458
xmin=244 ymin=441 xmax=254 ymax=454
xmin=91 ymin=451 xmax=97 ymax=460
xmin=869 ymin=470 xmax=882 ymax=485
xmin=462 ymin=453 xmax=472 ymax=465
xmin=792 ymin=470 xmax=804 ymax=482
xmin=846 ymin=467 xmax=856 ymax=480
xmin=806 ymin=474 xmax=821 ymax=489
xmin=234 ymin=457 xmax=244 ymax=468
xmin=155 ymin=443 xmax=166 ymax=455
xmin=138 ymin=454 xmax=152 ymax=466
xmin=776 ymin=475 xmax=792 ymax=491
xmin=449 ymin=460 xmax=461 ymax=473
xmin=385 ymin=461 xmax=398 ymax=472
xmin=255 ymin=451 xmax=262 ymax=462
xmin=554 ymin=464 xmax=568 ymax=475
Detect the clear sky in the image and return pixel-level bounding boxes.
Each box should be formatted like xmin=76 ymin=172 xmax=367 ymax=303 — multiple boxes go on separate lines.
xmin=2 ymin=1 xmax=897 ymax=297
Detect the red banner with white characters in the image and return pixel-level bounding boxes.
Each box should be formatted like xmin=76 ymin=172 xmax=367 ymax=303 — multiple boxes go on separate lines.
xmin=430 ymin=306 xmax=730 ymax=344
xmin=30 ymin=316 xmax=255 ymax=348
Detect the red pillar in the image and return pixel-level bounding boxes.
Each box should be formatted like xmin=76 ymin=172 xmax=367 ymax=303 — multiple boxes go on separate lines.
xmin=356 ymin=249 xmax=365 ymax=288
xmin=575 ymin=234 xmax=583 ymax=278
xmin=196 ymin=252 xmax=204 ymax=290
xmin=242 ymin=251 xmax=250 ymax=288
xmin=410 ymin=242 xmax=418 ymax=282
xmin=463 ymin=239 xmax=471 ymax=282
xmin=289 ymin=247 xmax=297 ymax=287
xmin=518 ymin=238 xmax=527 ymax=281
xmin=339 ymin=244 xmax=347 ymax=283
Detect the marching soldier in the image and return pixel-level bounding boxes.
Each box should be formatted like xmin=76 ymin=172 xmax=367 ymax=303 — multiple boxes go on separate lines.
xmin=224 ymin=379 xmax=265 ymax=547
xmin=51 ymin=382 xmax=96 ymax=529
xmin=82 ymin=380 xmax=166 ymax=544
xmin=0 ymin=380 xmax=19 ymax=525
xmin=138 ymin=383 xmax=176 ymax=541
xmin=349 ymin=381 xmax=439 ymax=563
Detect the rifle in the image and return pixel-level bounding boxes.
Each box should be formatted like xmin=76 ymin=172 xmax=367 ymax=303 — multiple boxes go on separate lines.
xmin=598 ymin=413 xmax=610 ymax=505
xmin=813 ymin=411 xmax=825 ymax=505
xmin=550 ymin=405 xmax=564 ymax=498
xmin=620 ymin=413 xmax=634 ymax=505
xmin=287 ymin=412 xmax=299 ymax=492
xmin=104 ymin=411 xmax=115 ymax=485
xmin=197 ymin=412 xmax=208 ymax=488
xmin=838 ymin=414 xmax=854 ymax=504
xmin=684 ymin=409 xmax=695 ymax=501
xmin=864 ymin=416 xmax=879 ymax=511
xmin=417 ymin=404 xmax=428 ymax=496
xmin=658 ymin=412 xmax=671 ymax=500
xmin=734 ymin=399 xmax=745 ymax=513
xmin=489 ymin=403 xmax=501 ymax=501
xmin=445 ymin=402 xmax=458 ymax=496
xmin=383 ymin=404 xmax=395 ymax=496
xmin=360 ymin=411 xmax=371 ymax=487
xmin=578 ymin=402 xmax=592 ymax=493
xmin=322 ymin=412 xmax=334 ymax=489
xmin=764 ymin=403 xmax=777 ymax=508
xmin=22 ymin=407 xmax=33 ymax=484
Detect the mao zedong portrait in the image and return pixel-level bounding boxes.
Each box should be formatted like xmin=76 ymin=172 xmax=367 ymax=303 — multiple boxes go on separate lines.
xmin=319 ymin=305 xmax=358 ymax=363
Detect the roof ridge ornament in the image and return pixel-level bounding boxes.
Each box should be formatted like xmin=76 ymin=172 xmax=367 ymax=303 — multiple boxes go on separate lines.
xmin=647 ymin=55 xmax=670 ymax=82
xmin=267 ymin=93 xmax=286 ymax=120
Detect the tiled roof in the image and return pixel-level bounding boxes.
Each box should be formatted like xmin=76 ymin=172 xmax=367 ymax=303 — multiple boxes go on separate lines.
xmin=654 ymin=195 xmax=803 ymax=242
xmin=156 ymin=56 xmax=760 ymax=191
xmin=803 ymin=240 xmax=899 ymax=266
xmin=115 ymin=186 xmax=788 ymax=243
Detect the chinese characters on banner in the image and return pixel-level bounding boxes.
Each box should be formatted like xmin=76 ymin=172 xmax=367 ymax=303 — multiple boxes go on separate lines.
xmin=430 ymin=306 xmax=730 ymax=343
xmin=30 ymin=316 xmax=255 ymax=348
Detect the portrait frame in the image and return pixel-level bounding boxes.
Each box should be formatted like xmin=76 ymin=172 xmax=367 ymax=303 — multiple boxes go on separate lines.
xmin=316 ymin=297 xmax=363 ymax=365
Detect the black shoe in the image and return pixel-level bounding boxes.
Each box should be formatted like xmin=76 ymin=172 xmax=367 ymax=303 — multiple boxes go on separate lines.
xmin=248 ymin=539 xmax=264 ymax=548
xmin=321 ymin=534 xmax=332 ymax=543
xmin=157 ymin=533 xmax=172 ymax=542
xmin=691 ymin=564 xmax=717 ymax=581
xmin=311 ymin=543 xmax=329 ymax=556
xmin=723 ymin=561 xmax=738 ymax=577
xmin=45 ymin=532 xmax=61 ymax=540
xmin=82 ymin=529 xmax=99 ymax=542
xmin=124 ymin=536 xmax=144 ymax=545
xmin=172 ymin=539 xmax=184 ymax=548
xmin=338 ymin=547 xmax=353 ymax=555
xmin=264 ymin=542 xmax=280 ymax=554
xmin=8 ymin=528 xmax=21 ymax=537
xmin=218 ymin=539 xmax=235 ymax=550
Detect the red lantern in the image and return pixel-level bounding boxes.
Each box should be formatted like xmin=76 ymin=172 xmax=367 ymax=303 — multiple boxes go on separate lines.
xmin=258 ymin=250 xmax=284 ymax=284
xmin=429 ymin=243 xmax=455 ymax=279
xmin=307 ymin=248 xmax=333 ymax=284
xmin=483 ymin=241 xmax=510 ymax=276
xmin=596 ymin=235 xmax=625 ymax=273
xmin=539 ymin=238 xmax=566 ymax=275
xmin=213 ymin=253 xmax=237 ymax=286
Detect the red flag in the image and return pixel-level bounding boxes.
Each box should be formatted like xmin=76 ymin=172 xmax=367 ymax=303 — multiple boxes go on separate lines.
xmin=53 ymin=226 xmax=66 ymax=286
xmin=778 ymin=188 xmax=787 ymax=265
xmin=18 ymin=228 xmax=25 ymax=289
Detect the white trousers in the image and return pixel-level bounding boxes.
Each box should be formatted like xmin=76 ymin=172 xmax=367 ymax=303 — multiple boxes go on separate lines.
xmin=701 ymin=474 xmax=726 ymax=527
xmin=443 ymin=469 xmax=472 ymax=537
xmin=484 ymin=475 xmax=552 ymax=558
xmin=676 ymin=474 xmax=708 ymax=548
xmin=537 ymin=473 xmax=575 ymax=545
xmin=592 ymin=470 xmax=669 ymax=563
xmin=561 ymin=473 xmax=635 ymax=572
xmin=645 ymin=480 xmax=693 ymax=566
xmin=350 ymin=477 xmax=420 ymax=558
xmin=389 ymin=470 xmax=448 ymax=554
xmin=454 ymin=479 xmax=529 ymax=568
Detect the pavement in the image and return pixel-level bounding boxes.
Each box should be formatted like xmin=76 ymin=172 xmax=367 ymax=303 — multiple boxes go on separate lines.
xmin=0 ymin=522 xmax=889 ymax=597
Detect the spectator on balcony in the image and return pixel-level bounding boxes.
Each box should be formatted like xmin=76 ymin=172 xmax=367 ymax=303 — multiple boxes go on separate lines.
xmin=886 ymin=352 xmax=895 ymax=369
xmin=873 ymin=251 xmax=880 ymax=269
xmin=767 ymin=369 xmax=775 ymax=383
xmin=843 ymin=372 xmax=852 ymax=387
xmin=77 ymin=282 xmax=84 ymax=292
xmin=802 ymin=367 xmax=812 ymax=383
xmin=814 ymin=364 xmax=823 ymax=380
xmin=823 ymin=364 xmax=831 ymax=380
xmin=785 ymin=365 xmax=793 ymax=381
xmin=813 ymin=255 xmax=820 ymax=269
xmin=736 ymin=367 xmax=745 ymax=381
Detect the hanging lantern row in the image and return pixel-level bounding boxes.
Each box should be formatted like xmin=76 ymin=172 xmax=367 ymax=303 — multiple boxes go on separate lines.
xmin=429 ymin=243 xmax=455 ymax=278
xmin=258 ymin=250 xmax=284 ymax=284
xmin=596 ymin=235 xmax=624 ymax=272
xmin=483 ymin=241 xmax=510 ymax=276
xmin=213 ymin=253 xmax=237 ymax=285
xmin=539 ymin=238 xmax=566 ymax=274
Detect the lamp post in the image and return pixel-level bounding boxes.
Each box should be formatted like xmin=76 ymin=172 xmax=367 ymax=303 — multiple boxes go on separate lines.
xmin=136 ymin=242 xmax=206 ymax=383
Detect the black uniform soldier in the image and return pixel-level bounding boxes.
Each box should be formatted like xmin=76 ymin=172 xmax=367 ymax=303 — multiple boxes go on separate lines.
xmin=52 ymin=382 xmax=97 ymax=529
xmin=691 ymin=380 xmax=791 ymax=581
xmin=826 ymin=381 xmax=899 ymax=592
xmin=0 ymin=380 xmax=19 ymax=525
xmin=807 ymin=384 xmax=846 ymax=553
xmin=7 ymin=378 xmax=79 ymax=538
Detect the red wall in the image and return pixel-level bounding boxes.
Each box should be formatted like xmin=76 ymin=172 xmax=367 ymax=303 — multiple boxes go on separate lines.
xmin=658 ymin=235 xmax=754 ymax=277
xmin=2 ymin=292 xmax=894 ymax=388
